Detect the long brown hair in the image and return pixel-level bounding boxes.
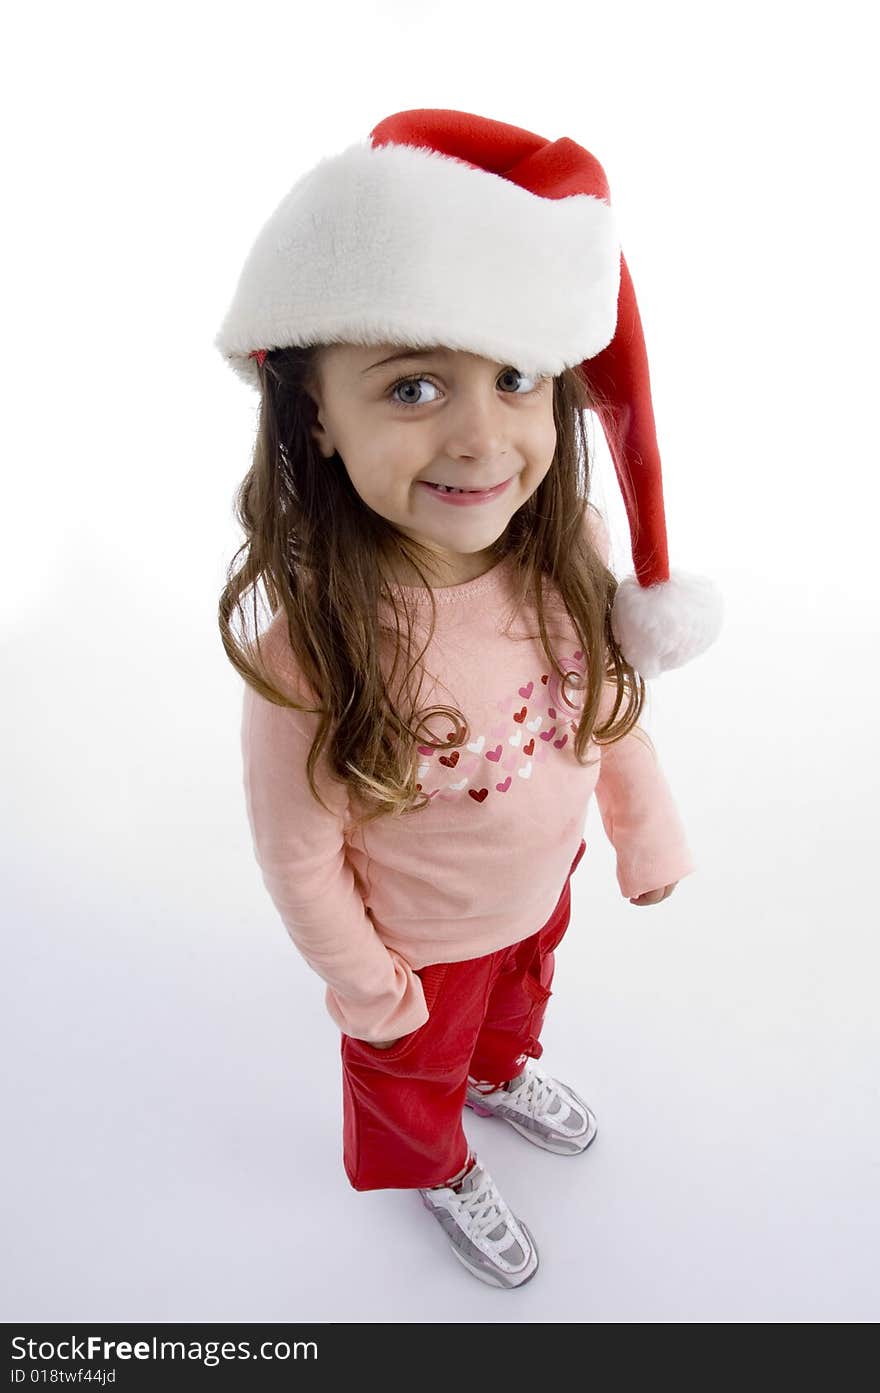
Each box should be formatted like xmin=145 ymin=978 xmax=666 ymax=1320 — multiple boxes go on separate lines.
xmin=218 ymin=344 xmax=646 ymax=828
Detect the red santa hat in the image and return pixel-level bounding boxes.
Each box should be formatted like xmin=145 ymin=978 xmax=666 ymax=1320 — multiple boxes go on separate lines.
xmin=214 ymin=107 xmax=723 ymax=678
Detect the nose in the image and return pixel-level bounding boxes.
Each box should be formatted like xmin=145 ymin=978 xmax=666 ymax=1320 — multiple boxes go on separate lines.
xmin=441 ymin=386 xmax=510 ymax=464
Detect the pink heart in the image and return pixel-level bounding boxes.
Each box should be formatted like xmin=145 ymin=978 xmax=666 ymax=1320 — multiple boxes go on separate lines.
xmin=485 ymin=745 xmax=503 ymax=762
xmin=495 ymin=776 xmax=512 ymax=792
xmin=518 ymin=680 xmax=534 ymax=698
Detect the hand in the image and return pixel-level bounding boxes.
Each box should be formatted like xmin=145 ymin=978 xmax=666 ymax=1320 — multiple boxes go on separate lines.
xmin=629 ymin=882 xmax=678 ymax=906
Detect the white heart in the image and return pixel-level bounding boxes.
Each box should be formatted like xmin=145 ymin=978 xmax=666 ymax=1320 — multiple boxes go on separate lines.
xmin=517 ymin=764 xmax=532 ymax=780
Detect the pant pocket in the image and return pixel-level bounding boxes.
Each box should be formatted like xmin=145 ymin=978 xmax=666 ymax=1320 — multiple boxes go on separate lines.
xmin=345 ymin=962 xmax=451 ymax=1066
xmin=521 ymin=926 xmax=559 ymax=1027
xmin=522 ymin=960 xmax=553 ymax=1010
xmin=515 ymin=956 xmax=553 ymax=1062
xmin=418 ymin=960 xmax=449 ymax=1014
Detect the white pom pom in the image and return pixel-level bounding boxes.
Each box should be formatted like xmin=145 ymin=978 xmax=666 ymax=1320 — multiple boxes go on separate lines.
xmin=610 ymin=571 xmax=724 ymax=678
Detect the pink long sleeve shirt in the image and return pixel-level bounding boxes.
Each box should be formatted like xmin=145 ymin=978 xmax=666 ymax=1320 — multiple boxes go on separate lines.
xmin=240 ymin=506 xmax=696 ymax=1043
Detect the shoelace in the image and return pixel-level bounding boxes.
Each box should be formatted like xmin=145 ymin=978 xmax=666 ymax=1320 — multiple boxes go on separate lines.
xmin=509 ymin=1065 xmax=559 ymax=1119
xmin=450 ymin=1171 xmax=518 ymax=1247
xmin=472 ymin=1064 xmax=558 ymax=1120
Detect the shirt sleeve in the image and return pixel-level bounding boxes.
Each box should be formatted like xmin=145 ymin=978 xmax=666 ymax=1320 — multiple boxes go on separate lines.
xmin=586 ymin=502 xmax=697 ymax=899
xmin=240 ymin=673 xmax=431 ymax=1043
xmin=593 ymin=714 xmax=697 ymax=899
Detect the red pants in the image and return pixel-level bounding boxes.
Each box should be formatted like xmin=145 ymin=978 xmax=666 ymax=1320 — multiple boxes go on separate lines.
xmin=339 ymin=838 xmax=586 ymax=1191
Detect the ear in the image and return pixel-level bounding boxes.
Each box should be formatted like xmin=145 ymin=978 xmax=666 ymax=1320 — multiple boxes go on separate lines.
xmin=310 ymin=419 xmax=336 ymax=459
xmin=305 ymin=391 xmax=336 ymax=459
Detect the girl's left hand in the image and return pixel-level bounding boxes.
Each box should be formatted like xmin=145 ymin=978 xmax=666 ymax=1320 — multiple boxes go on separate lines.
xmin=629 ymin=882 xmax=678 ymax=906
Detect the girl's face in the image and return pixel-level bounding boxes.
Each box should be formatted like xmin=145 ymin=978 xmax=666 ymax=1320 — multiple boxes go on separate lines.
xmin=307 ymin=342 xmax=557 ymax=585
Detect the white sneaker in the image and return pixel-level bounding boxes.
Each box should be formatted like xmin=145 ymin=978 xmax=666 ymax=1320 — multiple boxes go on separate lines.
xmin=417 ymin=1152 xmax=539 ymax=1289
xmin=465 ymin=1061 xmax=598 ymax=1155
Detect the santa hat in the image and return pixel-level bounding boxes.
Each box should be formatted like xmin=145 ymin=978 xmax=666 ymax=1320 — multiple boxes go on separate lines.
xmin=214 ymin=107 xmax=723 ymax=678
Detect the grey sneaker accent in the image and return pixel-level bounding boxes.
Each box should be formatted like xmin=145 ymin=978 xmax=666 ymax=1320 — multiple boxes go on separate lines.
xmin=466 ymin=1065 xmax=599 ymax=1155
xmin=418 ymin=1153 xmax=539 ymax=1289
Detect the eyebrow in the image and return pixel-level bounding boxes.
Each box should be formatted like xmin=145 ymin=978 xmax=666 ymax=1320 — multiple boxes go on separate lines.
xmin=361 ymin=348 xmax=454 ymax=376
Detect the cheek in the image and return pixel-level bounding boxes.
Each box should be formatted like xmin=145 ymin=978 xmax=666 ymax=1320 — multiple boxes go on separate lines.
xmin=526 ymin=422 xmax=557 ymax=476
xmin=520 ymin=406 xmax=556 ymax=462
xmin=346 ymin=443 xmax=401 ymax=494
xmin=540 ymin=416 xmax=558 ymax=459
xmin=363 ymin=455 xmax=421 ymax=507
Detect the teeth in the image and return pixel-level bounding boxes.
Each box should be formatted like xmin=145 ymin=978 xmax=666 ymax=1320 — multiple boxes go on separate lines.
xmin=430 ymin=483 xmax=478 ymax=494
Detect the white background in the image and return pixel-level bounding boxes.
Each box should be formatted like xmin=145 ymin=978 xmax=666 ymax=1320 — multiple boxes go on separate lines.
xmin=3 ymin=0 xmax=878 ymax=1324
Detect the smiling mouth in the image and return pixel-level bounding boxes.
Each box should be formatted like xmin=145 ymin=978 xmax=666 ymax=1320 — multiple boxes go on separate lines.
xmin=423 ymin=479 xmax=509 ymax=494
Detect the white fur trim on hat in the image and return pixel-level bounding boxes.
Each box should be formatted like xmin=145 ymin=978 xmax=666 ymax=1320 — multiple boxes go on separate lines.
xmin=214 ymin=138 xmax=621 ymax=390
xmin=610 ymin=572 xmax=725 ymax=679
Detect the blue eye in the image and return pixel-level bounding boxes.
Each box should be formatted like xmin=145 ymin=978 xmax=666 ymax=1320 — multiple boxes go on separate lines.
xmin=388 ymin=367 xmax=547 ymax=410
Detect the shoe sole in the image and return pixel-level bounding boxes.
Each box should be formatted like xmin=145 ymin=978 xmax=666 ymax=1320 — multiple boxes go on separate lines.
xmin=464 ymin=1093 xmax=599 ymax=1155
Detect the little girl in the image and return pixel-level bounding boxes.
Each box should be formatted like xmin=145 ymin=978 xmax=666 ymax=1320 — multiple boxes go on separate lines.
xmin=214 ymin=108 xmax=722 ymax=1290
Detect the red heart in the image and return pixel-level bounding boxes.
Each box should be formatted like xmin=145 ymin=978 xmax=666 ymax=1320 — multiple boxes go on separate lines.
xmin=439 ymin=749 xmax=460 ymax=768
xmin=513 ymin=706 xmax=527 ymax=723
xmin=523 ymin=738 xmax=534 ymax=756
xmin=468 ymin=787 xmax=489 ymax=802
